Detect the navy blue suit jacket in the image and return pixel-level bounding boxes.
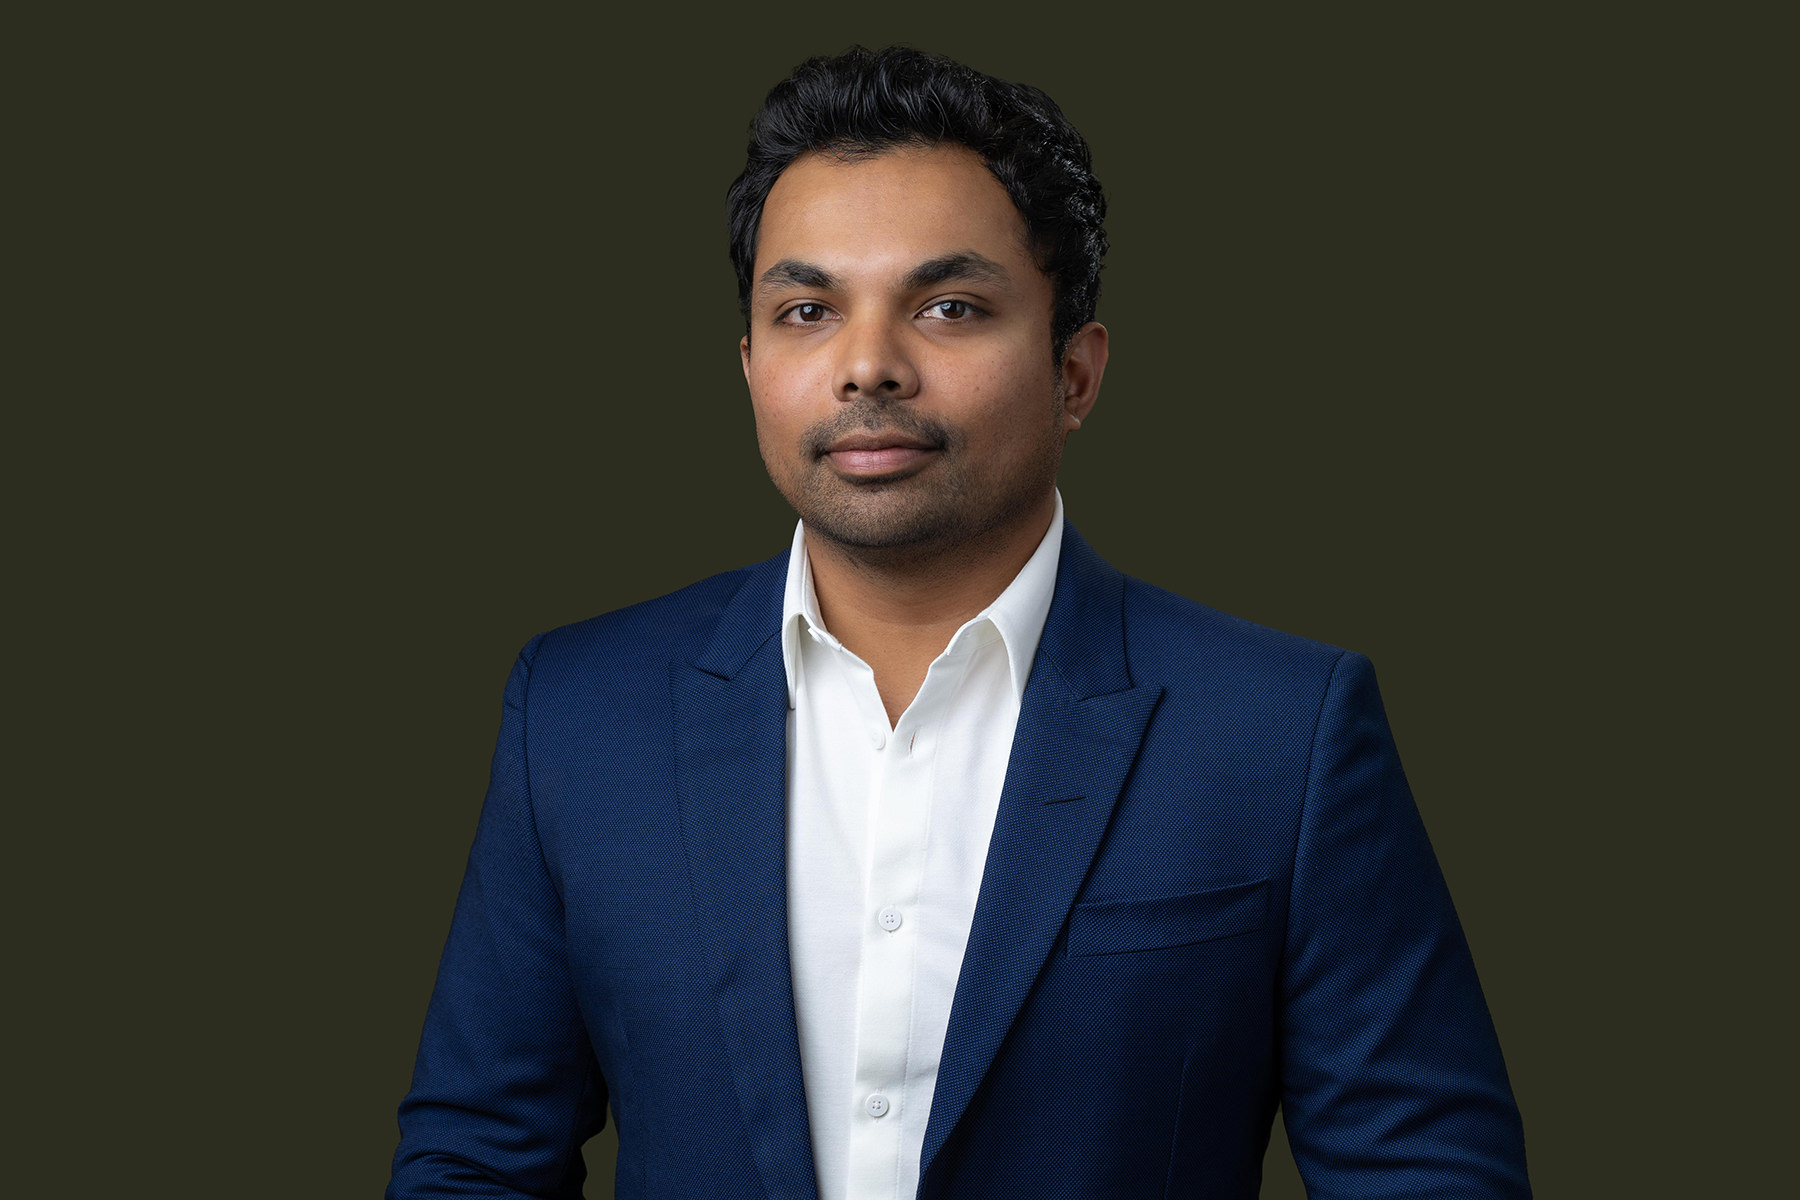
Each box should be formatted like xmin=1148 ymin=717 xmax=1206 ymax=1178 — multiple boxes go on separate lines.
xmin=391 ymin=524 xmax=1529 ymax=1198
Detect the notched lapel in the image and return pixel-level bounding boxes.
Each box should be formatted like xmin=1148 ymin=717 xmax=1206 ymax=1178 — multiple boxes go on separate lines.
xmin=671 ymin=563 xmax=820 ymax=1200
xmin=919 ymin=523 xmax=1162 ymax=1188
xmin=919 ymin=670 xmax=1163 ymax=1185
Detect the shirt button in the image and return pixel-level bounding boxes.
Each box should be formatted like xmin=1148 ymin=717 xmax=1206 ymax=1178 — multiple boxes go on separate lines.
xmin=870 ymin=729 xmax=886 ymax=750
xmin=866 ymin=1093 xmax=890 ymax=1118
xmin=878 ymin=906 xmax=903 ymax=932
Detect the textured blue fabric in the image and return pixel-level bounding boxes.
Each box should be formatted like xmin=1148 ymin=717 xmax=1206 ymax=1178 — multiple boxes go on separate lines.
xmin=390 ymin=524 xmax=1530 ymax=1199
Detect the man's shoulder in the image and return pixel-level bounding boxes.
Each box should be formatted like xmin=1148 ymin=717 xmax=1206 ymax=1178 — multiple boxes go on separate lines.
xmin=525 ymin=551 xmax=787 ymax=675
xmin=1118 ymin=573 xmax=1351 ymax=691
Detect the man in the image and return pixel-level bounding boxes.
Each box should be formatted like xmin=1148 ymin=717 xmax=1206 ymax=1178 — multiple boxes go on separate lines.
xmin=390 ymin=46 xmax=1530 ymax=1199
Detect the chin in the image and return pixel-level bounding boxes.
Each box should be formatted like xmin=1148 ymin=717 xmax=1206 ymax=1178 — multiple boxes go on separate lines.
xmin=801 ymin=488 xmax=1053 ymax=563
xmin=802 ymin=502 xmax=962 ymax=552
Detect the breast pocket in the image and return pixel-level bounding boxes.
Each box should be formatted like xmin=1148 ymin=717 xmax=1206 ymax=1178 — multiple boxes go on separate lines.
xmin=1067 ymin=878 xmax=1269 ymax=957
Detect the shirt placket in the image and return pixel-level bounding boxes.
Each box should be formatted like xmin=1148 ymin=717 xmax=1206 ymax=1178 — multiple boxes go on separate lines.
xmin=842 ymin=648 xmax=972 ymax=1199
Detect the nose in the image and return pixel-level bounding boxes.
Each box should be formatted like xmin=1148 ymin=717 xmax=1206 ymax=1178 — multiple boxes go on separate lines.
xmin=835 ymin=316 xmax=919 ymax=402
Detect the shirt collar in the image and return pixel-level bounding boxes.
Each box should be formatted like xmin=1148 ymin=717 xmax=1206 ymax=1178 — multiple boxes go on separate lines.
xmin=780 ymin=490 xmax=1066 ymax=709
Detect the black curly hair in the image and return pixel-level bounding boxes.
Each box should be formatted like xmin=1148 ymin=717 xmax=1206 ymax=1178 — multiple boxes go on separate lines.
xmin=727 ymin=46 xmax=1108 ymax=358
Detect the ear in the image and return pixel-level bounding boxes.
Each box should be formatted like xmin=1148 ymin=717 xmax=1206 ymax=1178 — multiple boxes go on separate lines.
xmin=740 ymin=334 xmax=752 ymax=383
xmin=1059 ymin=321 xmax=1108 ymax=431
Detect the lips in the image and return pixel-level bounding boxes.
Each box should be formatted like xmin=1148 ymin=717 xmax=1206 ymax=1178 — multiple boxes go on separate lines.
xmin=824 ymin=432 xmax=935 ymax=452
xmin=822 ymin=431 xmax=941 ymax=477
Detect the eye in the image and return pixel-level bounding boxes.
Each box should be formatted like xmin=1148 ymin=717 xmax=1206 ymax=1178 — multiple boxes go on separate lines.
xmin=780 ymin=302 xmax=832 ymax=324
xmin=922 ymin=299 xmax=975 ymax=321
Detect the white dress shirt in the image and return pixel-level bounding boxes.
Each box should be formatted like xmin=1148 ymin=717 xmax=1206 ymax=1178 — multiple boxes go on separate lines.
xmin=781 ymin=491 xmax=1065 ymax=1200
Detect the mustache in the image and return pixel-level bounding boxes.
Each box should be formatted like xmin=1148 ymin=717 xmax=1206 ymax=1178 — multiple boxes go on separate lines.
xmin=803 ymin=405 xmax=952 ymax=457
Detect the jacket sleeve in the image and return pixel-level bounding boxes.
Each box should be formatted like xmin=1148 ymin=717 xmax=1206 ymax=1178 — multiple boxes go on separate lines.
xmin=389 ymin=635 xmax=608 ymax=1199
xmin=1278 ymin=651 xmax=1531 ymax=1198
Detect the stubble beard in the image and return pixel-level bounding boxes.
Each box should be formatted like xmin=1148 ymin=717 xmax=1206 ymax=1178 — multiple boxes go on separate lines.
xmin=768 ymin=395 xmax=1066 ymax=568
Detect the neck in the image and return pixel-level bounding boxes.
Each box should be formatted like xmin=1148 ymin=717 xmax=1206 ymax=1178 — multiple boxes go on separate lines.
xmin=804 ymin=494 xmax=1055 ymax=724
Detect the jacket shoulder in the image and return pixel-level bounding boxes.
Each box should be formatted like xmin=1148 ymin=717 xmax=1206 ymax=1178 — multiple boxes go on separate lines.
xmin=525 ymin=554 xmax=784 ymax=676
xmin=1120 ymin=574 xmax=1352 ymax=693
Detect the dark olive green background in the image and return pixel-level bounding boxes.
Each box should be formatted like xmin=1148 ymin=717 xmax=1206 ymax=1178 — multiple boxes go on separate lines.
xmin=18 ymin=7 xmax=1783 ymax=1198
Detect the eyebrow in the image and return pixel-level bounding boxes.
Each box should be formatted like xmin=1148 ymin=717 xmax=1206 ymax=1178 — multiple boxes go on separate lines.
xmin=753 ymin=251 xmax=1013 ymax=303
xmin=901 ymin=251 xmax=1012 ymax=292
xmin=754 ymin=259 xmax=844 ymax=300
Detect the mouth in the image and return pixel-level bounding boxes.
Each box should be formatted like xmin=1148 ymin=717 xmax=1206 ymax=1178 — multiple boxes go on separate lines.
xmin=821 ymin=431 xmax=942 ymax=478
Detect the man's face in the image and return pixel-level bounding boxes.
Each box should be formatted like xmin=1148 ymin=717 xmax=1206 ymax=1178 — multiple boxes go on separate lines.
xmin=741 ymin=144 xmax=1104 ymax=559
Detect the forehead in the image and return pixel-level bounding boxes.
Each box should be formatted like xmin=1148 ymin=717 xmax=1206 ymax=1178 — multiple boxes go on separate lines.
xmin=753 ymin=144 xmax=1035 ymax=281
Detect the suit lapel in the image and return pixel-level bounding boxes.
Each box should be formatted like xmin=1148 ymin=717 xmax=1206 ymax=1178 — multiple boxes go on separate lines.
xmin=671 ymin=553 xmax=821 ymax=1200
xmin=919 ymin=526 xmax=1163 ymax=1188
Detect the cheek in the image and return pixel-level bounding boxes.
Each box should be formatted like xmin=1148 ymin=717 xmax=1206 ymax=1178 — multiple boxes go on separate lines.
xmin=957 ymin=357 xmax=1058 ymax=443
xmin=749 ymin=381 xmax=819 ymax=467
xmin=749 ymin=352 xmax=825 ymax=411
xmin=750 ymin=401 xmax=794 ymax=460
